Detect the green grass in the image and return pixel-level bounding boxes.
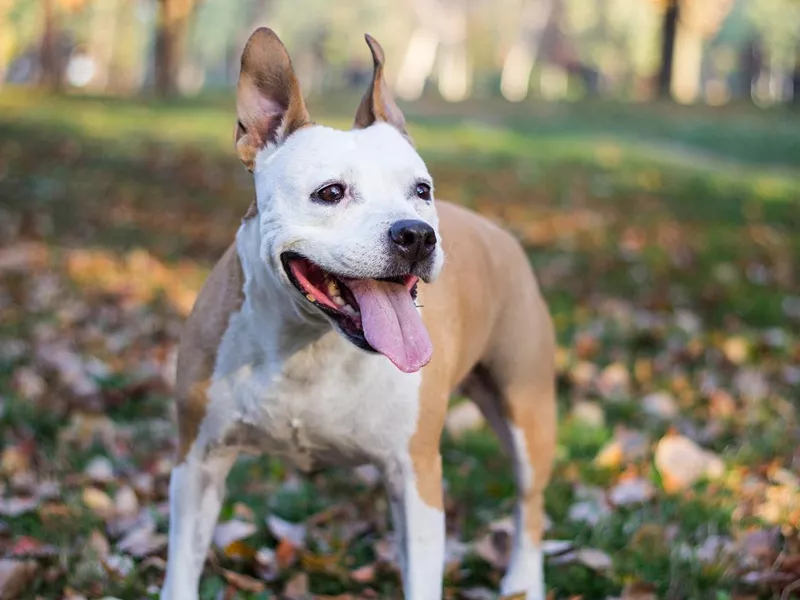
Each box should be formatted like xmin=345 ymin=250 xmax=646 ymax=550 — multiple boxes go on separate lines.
xmin=0 ymin=88 xmax=799 ymax=599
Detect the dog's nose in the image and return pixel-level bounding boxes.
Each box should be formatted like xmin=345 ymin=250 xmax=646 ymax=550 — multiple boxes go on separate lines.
xmin=389 ymin=220 xmax=437 ymax=262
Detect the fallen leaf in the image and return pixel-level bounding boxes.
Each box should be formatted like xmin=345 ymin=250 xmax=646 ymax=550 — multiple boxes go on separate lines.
xmin=254 ymin=547 xmax=280 ymax=582
xmin=569 ymin=401 xmax=605 ymax=429
xmin=0 ymin=559 xmax=38 ymax=599
xmin=221 ymin=569 xmax=265 ymax=593
xmin=275 ymin=537 xmax=298 ymax=569
xmin=350 ymin=563 xmax=375 ymax=583
xmin=620 ymin=581 xmax=657 ymax=600
xmin=213 ymin=519 xmax=256 ymax=549
xmin=116 ymin=521 xmax=167 ymax=557
xmin=283 ymin=572 xmax=309 ymax=599
xmin=654 ymin=433 xmax=724 ymax=492
xmin=445 ymin=402 xmax=485 ymax=439
xmin=82 ymin=487 xmax=114 ymax=518
xmin=266 ymin=514 xmax=306 ymax=547
xmin=609 ymin=476 xmax=655 ymax=506
xmin=0 ymin=446 xmax=30 ymax=476
xmin=641 ymin=391 xmax=678 ymax=420
xmin=84 ymin=457 xmax=114 ymax=483
xmin=113 ymin=485 xmax=139 ymax=518
xmin=550 ymin=547 xmax=613 ymax=572
xmin=102 ymin=554 xmax=134 ymax=579
xmin=0 ymin=497 xmax=39 ymax=517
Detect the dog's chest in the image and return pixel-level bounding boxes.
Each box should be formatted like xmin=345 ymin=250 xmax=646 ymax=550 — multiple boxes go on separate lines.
xmin=208 ymin=330 xmax=421 ymax=470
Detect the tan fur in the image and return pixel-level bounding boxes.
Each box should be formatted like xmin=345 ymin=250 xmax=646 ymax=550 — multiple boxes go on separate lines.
xmin=235 ymin=28 xmax=311 ymax=171
xmin=175 ymin=243 xmax=245 ymax=461
xmin=414 ymin=201 xmax=556 ymax=523
xmin=353 ymin=35 xmax=407 ymax=136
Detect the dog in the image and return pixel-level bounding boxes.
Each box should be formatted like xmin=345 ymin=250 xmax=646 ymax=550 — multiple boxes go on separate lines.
xmin=160 ymin=27 xmax=556 ymax=600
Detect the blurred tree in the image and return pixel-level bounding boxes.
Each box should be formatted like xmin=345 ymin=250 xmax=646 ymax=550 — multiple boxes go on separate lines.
xmin=154 ymin=0 xmax=200 ymax=96
xmin=656 ymin=0 xmax=678 ymax=97
xmin=651 ymin=0 xmax=733 ymax=102
xmin=39 ymin=0 xmax=62 ymax=90
xmin=500 ymin=0 xmax=557 ymax=101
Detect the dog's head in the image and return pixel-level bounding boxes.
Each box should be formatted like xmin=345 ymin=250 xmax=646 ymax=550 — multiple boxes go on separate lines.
xmin=234 ymin=28 xmax=443 ymax=374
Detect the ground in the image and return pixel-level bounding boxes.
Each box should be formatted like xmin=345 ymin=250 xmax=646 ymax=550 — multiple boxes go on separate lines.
xmin=0 ymin=89 xmax=799 ymax=600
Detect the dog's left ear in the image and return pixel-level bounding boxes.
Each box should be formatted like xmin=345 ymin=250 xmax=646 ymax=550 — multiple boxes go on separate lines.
xmin=235 ymin=27 xmax=311 ymax=171
xmin=353 ymin=34 xmax=408 ymax=138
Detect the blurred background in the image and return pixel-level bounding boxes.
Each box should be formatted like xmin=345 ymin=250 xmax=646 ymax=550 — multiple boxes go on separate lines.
xmin=1 ymin=0 xmax=799 ymax=105
xmin=0 ymin=1 xmax=799 ymax=599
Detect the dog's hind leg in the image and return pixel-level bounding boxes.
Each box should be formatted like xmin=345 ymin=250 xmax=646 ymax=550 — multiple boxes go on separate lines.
xmin=161 ymin=444 xmax=238 ymax=600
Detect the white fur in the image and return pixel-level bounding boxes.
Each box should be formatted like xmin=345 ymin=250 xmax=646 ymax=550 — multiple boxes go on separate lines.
xmin=501 ymin=424 xmax=545 ymax=600
xmin=386 ymin=460 xmax=446 ymax=599
xmin=162 ymin=122 xmax=447 ymax=600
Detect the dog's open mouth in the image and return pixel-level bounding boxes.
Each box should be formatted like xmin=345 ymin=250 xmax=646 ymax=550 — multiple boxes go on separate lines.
xmin=281 ymin=252 xmax=432 ymax=373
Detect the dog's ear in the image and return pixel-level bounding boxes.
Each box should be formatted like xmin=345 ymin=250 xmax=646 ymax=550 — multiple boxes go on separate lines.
xmin=353 ymin=34 xmax=408 ymax=137
xmin=235 ymin=27 xmax=311 ymax=171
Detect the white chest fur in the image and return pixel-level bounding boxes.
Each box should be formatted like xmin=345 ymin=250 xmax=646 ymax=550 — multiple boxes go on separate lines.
xmin=199 ymin=315 xmax=422 ymax=471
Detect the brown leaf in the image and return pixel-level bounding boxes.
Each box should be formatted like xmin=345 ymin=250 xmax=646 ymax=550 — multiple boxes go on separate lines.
xmin=350 ymin=563 xmax=375 ymax=583
xmin=0 ymin=559 xmax=39 ymax=600
xmin=221 ymin=569 xmax=265 ymax=593
xmin=283 ymin=572 xmax=309 ymax=599
xmin=275 ymin=538 xmax=298 ymax=569
xmin=620 ymin=581 xmax=657 ymax=600
xmin=654 ymin=433 xmax=724 ymax=493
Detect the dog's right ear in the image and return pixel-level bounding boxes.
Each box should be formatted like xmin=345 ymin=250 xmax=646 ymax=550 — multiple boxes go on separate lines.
xmin=234 ymin=28 xmax=311 ymax=171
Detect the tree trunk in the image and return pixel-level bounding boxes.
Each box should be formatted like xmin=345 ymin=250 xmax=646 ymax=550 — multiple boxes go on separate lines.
xmin=39 ymin=0 xmax=63 ymax=92
xmin=657 ymin=0 xmax=679 ymax=99
xmin=154 ymin=0 xmax=194 ymax=97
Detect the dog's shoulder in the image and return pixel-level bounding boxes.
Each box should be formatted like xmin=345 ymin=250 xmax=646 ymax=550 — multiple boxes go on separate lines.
xmin=175 ymin=242 xmax=245 ymax=400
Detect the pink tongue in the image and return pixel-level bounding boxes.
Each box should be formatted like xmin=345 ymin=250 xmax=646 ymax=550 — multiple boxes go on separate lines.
xmin=346 ymin=279 xmax=432 ymax=373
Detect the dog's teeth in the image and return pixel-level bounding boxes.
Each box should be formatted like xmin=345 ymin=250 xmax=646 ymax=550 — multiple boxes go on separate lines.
xmin=306 ymin=294 xmax=316 ymax=303
xmin=341 ymin=304 xmax=358 ymax=317
xmin=333 ymin=295 xmax=345 ymax=307
xmin=326 ymin=280 xmax=339 ymax=297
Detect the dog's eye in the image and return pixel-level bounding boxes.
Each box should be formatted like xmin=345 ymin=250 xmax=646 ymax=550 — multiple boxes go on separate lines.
xmin=314 ymin=183 xmax=346 ymax=203
xmin=415 ymin=183 xmax=432 ymax=201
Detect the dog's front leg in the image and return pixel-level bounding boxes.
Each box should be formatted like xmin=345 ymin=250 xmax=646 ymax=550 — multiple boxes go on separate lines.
xmin=384 ymin=453 xmax=446 ymax=600
xmin=161 ymin=447 xmax=238 ymax=600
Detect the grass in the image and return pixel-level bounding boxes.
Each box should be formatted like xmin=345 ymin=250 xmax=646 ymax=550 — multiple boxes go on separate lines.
xmin=0 ymin=88 xmax=799 ymax=599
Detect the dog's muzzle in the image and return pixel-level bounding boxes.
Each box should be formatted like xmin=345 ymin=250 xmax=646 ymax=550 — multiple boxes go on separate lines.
xmin=388 ymin=219 xmax=437 ymax=275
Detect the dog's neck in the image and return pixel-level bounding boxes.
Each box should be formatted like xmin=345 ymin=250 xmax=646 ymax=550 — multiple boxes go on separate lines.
xmin=231 ymin=215 xmax=333 ymax=366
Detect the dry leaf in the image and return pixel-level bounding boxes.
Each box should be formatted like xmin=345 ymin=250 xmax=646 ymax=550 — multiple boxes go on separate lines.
xmin=0 ymin=559 xmax=39 ymax=600
xmin=275 ymin=538 xmax=298 ymax=569
xmin=0 ymin=497 xmax=39 ymax=518
xmin=221 ymin=569 xmax=265 ymax=593
xmin=84 ymin=456 xmax=114 ymax=483
xmin=116 ymin=521 xmax=167 ymax=557
xmin=266 ymin=514 xmax=306 ymax=547
xmin=350 ymin=563 xmax=375 ymax=583
xmin=609 ymin=476 xmax=655 ymax=506
xmin=654 ymin=433 xmax=724 ymax=492
xmin=283 ymin=572 xmax=309 ymax=599
xmin=213 ymin=519 xmax=257 ymax=549
xmin=445 ymin=402 xmax=486 ymax=439
xmin=82 ymin=487 xmax=114 ymax=518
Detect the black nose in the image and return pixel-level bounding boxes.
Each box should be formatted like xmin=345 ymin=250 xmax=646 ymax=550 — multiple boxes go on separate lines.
xmin=389 ymin=220 xmax=437 ymax=262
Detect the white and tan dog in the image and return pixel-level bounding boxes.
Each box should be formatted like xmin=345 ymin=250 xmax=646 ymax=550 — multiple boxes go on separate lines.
xmin=161 ymin=27 xmax=556 ymax=600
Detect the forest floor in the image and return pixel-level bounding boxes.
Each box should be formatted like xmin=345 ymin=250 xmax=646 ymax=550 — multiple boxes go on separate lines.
xmin=0 ymin=89 xmax=799 ymax=599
